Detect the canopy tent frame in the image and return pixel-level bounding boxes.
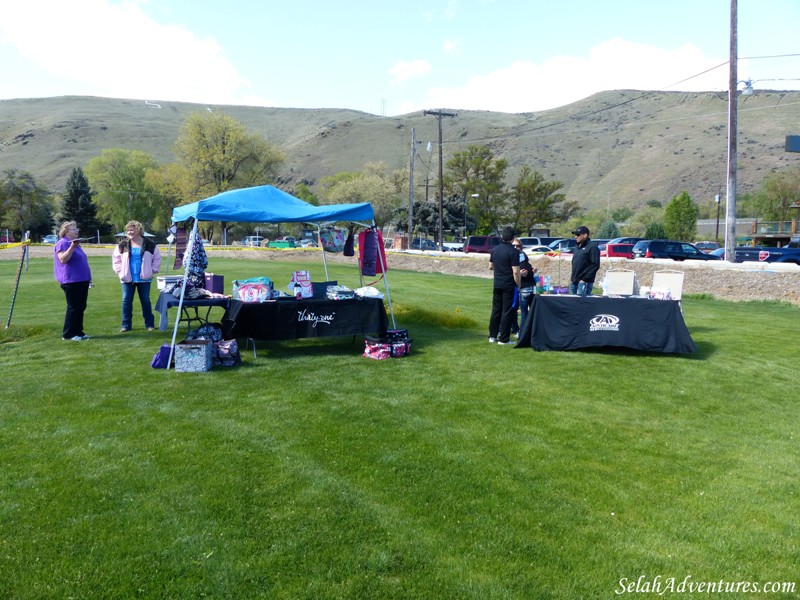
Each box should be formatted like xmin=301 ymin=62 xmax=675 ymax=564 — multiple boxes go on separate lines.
xmin=167 ymin=185 xmax=395 ymax=369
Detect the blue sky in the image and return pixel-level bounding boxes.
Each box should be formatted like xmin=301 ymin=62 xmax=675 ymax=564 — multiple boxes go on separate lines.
xmin=1 ymin=0 xmax=798 ymax=116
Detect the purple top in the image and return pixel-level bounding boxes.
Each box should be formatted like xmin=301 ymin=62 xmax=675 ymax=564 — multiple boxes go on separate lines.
xmin=53 ymin=238 xmax=92 ymax=284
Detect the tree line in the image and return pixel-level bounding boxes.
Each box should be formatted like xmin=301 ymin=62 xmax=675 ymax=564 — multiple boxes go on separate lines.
xmin=2 ymin=110 xmax=798 ymax=243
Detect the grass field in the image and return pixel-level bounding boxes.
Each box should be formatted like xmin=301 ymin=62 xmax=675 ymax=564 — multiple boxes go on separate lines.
xmin=1 ymin=252 xmax=798 ymax=599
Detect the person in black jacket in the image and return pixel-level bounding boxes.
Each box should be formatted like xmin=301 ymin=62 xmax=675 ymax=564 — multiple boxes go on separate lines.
xmin=569 ymin=225 xmax=600 ymax=296
xmin=488 ymin=227 xmax=521 ymax=344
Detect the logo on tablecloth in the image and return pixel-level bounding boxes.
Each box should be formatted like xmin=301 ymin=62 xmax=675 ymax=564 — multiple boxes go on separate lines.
xmin=297 ymin=309 xmax=335 ymax=327
xmin=589 ymin=314 xmax=620 ymax=332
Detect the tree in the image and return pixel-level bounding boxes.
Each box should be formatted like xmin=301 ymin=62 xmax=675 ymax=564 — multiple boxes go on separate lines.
xmin=444 ymin=145 xmax=508 ymax=234
xmin=507 ymin=166 xmax=577 ymax=233
xmin=174 ymin=111 xmax=284 ymax=198
xmin=322 ymin=162 xmax=404 ymax=228
xmin=85 ymin=149 xmax=161 ymax=231
xmin=740 ymin=168 xmax=800 ymax=221
xmin=645 ymin=222 xmax=668 ymax=239
xmin=664 ymin=191 xmax=698 ymax=241
xmin=0 ymin=169 xmax=54 ymax=239
xmin=172 ymin=111 xmax=284 ymax=240
xmin=61 ymin=167 xmax=104 ymax=237
xmin=597 ymin=220 xmax=620 ymax=239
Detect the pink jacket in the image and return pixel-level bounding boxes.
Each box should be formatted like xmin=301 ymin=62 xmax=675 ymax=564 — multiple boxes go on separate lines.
xmin=112 ymin=239 xmax=162 ymax=283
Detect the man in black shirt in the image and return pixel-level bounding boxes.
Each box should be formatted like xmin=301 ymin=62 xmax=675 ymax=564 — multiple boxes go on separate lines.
xmin=569 ymin=225 xmax=600 ymax=296
xmin=488 ymin=226 xmax=521 ymax=344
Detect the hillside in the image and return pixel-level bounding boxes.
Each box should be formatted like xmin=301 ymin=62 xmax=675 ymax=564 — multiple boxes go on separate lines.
xmin=1 ymin=91 xmax=799 ymax=210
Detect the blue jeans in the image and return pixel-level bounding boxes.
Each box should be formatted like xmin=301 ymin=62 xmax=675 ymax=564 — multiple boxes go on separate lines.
xmin=569 ymin=281 xmax=594 ymax=297
xmin=121 ymin=281 xmax=154 ymax=329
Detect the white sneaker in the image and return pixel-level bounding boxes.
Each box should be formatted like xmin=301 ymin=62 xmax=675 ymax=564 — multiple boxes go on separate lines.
xmin=488 ymin=337 xmax=497 ymax=343
xmin=63 ymin=335 xmax=84 ymax=341
xmin=497 ymin=339 xmax=513 ymax=345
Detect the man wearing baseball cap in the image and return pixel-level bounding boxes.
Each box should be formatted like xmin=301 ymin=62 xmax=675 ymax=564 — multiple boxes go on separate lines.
xmin=569 ymin=225 xmax=600 ymax=296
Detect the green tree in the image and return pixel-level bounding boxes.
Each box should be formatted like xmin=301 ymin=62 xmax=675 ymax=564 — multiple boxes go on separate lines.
xmin=645 ymin=222 xmax=668 ymax=239
xmin=174 ymin=111 xmax=284 ymax=198
xmin=507 ymin=166 xmax=578 ymax=234
xmin=597 ymin=220 xmax=620 ymax=239
xmin=172 ymin=111 xmax=284 ymax=240
xmin=293 ymin=183 xmax=318 ymax=205
xmin=740 ymin=168 xmax=800 ymax=221
xmin=85 ymin=149 xmax=161 ymax=231
xmin=323 ymin=162 xmax=404 ymax=228
xmin=444 ymin=145 xmax=508 ymax=234
xmin=0 ymin=169 xmax=54 ymax=240
xmin=664 ymin=191 xmax=698 ymax=241
xmin=61 ymin=167 xmax=104 ymax=237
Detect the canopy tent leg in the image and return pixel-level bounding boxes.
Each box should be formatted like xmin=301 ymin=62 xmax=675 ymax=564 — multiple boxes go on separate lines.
xmin=5 ymin=241 xmax=29 ymax=329
xmin=373 ymin=223 xmax=397 ymax=330
xmin=318 ymin=224 xmax=330 ymax=281
xmin=167 ymin=220 xmax=199 ymax=370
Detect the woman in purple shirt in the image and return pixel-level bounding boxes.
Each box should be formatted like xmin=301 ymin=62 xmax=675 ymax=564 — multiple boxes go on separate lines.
xmin=53 ymin=221 xmax=92 ymax=341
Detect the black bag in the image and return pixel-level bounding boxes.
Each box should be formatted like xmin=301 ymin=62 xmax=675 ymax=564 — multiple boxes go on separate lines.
xmin=187 ymin=323 xmax=224 ymax=343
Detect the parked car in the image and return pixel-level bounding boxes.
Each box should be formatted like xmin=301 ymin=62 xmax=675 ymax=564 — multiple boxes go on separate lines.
xmin=409 ymin=238 xmax=437 ymax=251
xmin=694 ymin=241 xmax=721 ymax=253
xmin=607 ymin=236 xmax=646 ymax=245
xmin=1 ymin=233 xmax=15 ymax=243
xmin=547 ymin=238 xmax=577 ymax=253
xmin=524 ymin=245 xmax=552 ymax=255
xmin=442 ymin=242 xmax=463 ymax=252
xmin=42 ymin=234 xmax=58 ymax=244
xmin=600 ymin=243 xmax=634 ymax=258
xmin=463 ymin=235 xmax=501 ymax=253
xmin=517 ymin=236 xmax=542 ymax=248
xmin=632 ymin=239 xmax=722 ymax=261
xmin=296 ymin=239 xmax=317 ymax=248
xmin=242 ymin=235 xmax=264 ymax=247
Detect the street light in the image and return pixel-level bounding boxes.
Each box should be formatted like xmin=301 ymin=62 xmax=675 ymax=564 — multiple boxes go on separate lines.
xmin=714 ymin=193 xmax=722 ymax=241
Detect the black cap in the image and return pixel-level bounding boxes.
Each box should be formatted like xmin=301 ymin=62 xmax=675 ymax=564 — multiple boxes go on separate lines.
xmin=572 ymin=225 xmax=590 ymax=236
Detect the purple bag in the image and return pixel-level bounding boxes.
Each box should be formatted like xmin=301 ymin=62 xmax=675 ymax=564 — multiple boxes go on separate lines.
xmin=150 ymin=344 xmax=174 ymax=369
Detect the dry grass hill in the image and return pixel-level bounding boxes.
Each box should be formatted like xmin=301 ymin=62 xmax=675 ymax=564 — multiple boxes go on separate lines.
xmin=2 ymin=91 xmax=800 ymax=210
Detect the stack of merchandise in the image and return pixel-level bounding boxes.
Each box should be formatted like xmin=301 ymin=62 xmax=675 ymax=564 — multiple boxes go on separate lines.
xmin=326 ymin=285 xmax=355 ymax=300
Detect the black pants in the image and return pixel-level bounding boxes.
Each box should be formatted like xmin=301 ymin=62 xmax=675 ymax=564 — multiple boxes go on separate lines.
xmin=489 ymin=286 xmax=516 ymax=342
xmin=60 ymin=281 xmax=90 ymax=338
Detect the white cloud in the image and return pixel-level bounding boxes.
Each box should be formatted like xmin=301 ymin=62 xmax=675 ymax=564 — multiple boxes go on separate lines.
xmin=388 ymin=59 xmax=433 ymax=84
xmin=443 ymin=38 xmax=461 ymax=56
xmin=0 ymin=0 xmax=249 ymax=105
xmin=404 ymin=39 xmax=727 ymax=114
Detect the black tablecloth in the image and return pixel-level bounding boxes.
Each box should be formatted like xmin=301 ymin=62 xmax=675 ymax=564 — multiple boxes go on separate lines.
xmin=222 ymin=297 xmax=388 ymax=341
xmin=516 ymin=295 xmax=695 ymax=353
xmin=155 ymin=291 xmax=230 ymax=331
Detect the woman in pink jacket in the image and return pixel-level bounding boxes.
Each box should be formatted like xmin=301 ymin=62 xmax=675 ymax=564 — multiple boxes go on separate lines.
xmin=112 ymin=220 xmax=162 ymax=332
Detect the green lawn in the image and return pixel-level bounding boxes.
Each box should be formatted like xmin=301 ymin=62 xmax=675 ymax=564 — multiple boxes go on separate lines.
xmin=1 ymin=253 xmax=798 ymax=599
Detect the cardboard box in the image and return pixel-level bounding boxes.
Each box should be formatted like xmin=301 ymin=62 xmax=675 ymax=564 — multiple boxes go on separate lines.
xmin=204 ymin=273 xmax=224 ymax=294
xmin=175 ymin=339 xmax=213 ymax=372
xmin=157 ymin=275 xmax=182 ymax=291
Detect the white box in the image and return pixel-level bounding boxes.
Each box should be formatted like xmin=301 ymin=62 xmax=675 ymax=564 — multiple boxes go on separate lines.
xmin=157 ymin=275 xmax=182 ymax=291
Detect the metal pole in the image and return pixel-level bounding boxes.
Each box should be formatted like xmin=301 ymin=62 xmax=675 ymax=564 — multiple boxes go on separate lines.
xmin=725 ymin=0 xmax=738 ymax=262
xmin=409 ymin=128 xmax=415 ymax=246
xmin=715 ymin=194 xmax=721 ymax=241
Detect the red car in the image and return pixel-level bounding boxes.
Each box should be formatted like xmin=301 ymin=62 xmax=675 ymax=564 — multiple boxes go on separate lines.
xmin=600 ymin=243 xmax=634 ymax=258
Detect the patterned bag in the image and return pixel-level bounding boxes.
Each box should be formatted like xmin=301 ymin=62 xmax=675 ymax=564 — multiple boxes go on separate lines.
xmin=363 ymin=334 xmax=412 ymax=360
xmin=213 ymin=339 xmax=241 ymax=367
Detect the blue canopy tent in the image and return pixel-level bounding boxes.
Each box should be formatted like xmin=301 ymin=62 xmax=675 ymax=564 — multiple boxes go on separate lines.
xmin=167 ymin=185 xmax=394 ymax=366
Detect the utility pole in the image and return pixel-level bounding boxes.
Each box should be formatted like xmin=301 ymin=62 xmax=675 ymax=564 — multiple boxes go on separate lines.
xmin=424 ymin=109 xmax=456 ymax=250
xmin=408 ymin=128 xmax=416 ymax=248
xmin=725 ymin=0 xmax=738 ymax=262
